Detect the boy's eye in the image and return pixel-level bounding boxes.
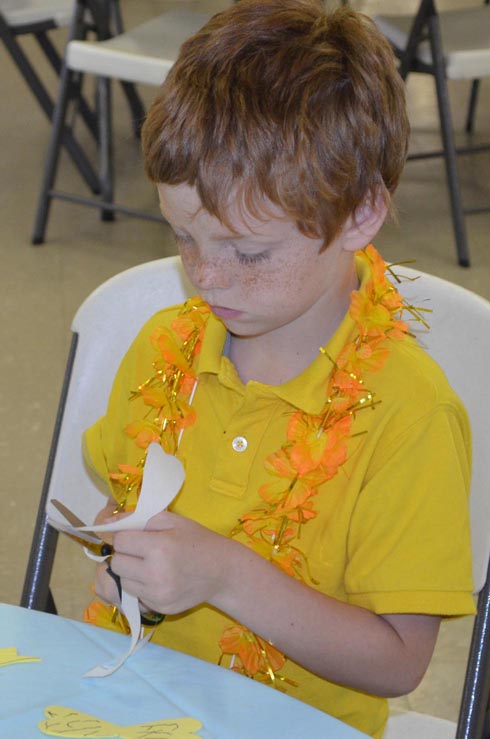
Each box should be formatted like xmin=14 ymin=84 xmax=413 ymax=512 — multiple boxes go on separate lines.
xmin=173 ymin=231 xmax=270 ymax=266
xmin=173 ymin=231 xmax=194 ymax=247
xmin=235 ymin=249 xmax=270 ymax=265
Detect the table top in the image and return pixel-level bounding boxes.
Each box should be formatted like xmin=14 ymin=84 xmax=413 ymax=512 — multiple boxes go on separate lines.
xmin=0 ymin=603 xmax=367 ymax=738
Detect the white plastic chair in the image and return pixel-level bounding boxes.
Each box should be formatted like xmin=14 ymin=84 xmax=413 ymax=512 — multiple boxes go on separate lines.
xmin=22 ymin=256 xmax=193 ymax=612
xmin=32 ymin=1 xmax=214 ymax=243
xmin=374 ymin=0 xmax=490 ymax=268
xmin=21 ymin=260 xmax=490 ymax=737
xmin=384 ymin=712 xmax=459 ymax=739
xmin=0 ymin=1 xmax=100 ymax=192
xmin=382 ymin=267 xmax=490 ymax=738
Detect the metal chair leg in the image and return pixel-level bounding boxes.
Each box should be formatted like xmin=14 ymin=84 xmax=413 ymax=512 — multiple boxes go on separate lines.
xmin=32 ymin=63 xmax=100 ymax=244
xmin=97 ymin=75 xmax=115 ymax=221
xmin=21 ymin=334 xmax=78 ymax=612
xmin=1 ymin=16 xmax=100 ymax=194
xmin=457 ymin=563 xmax=490 ymax=738
xmin=20 ymin=517 xmax=59 ymax=613
xmin=120 ymin=81 xmax=146 ymax=138
xmin=31 ymin=0 xmax=108 ymax=244
xmin=428 ymin=14 xmax=471 ymax=267
xmin=465 ymin=80 xmax=480 ymax=135
xmin=111 ymin=0 xmax=146 ymax=137
xmin=35 ymin=30 xmax=99 ymax=141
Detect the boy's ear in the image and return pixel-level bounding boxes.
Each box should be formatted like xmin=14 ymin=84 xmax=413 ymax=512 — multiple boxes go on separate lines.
xmin=341 ymin=194 xmax=388 ymax=252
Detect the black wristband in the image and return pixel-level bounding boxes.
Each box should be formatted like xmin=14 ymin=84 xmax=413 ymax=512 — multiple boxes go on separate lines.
xmin=140 ymin=611 xmax=166 ymax=626
xmin=106 ymin=562 xmax=165 ymax=626
xmin=105 ymin=562 xmax=122 ymax=601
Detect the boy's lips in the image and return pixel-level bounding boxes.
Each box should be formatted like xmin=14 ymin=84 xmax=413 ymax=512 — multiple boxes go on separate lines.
xmin=210 ymin=305 xmax=244 ymax=319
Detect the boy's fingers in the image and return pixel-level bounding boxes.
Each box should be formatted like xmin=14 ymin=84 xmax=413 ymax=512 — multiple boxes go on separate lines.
xmin=145 ymin=510 xmax=177 ymax=531
xmin=113 ymin=530 xmax=150 ymax=556
xmin=111 ymin=552 xmax=146 ymax=583
xmin=94 ymin=505 xmax=132 ymax=525
xmin=95 ymin=510 xmax=134 ymax=544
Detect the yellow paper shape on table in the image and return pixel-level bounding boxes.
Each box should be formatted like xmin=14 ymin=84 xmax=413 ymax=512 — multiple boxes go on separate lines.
xmin=119 ymin=719 xmax=202 ymax=739
xmin=0 ymin=647 xmax=40 ymax=666
xmin=39 ymin=706 xmax=202 ymax=739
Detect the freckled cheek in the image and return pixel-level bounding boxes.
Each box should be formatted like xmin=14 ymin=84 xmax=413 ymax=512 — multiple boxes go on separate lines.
xmin=233 ymin=269 xmax=280 ymax=300
xmin=179 ymin=248 xmax=209 ymax=286
xmin=236 ymin=264 xmax=302 ymax=311
xmin=179 ymin=245 xmax=196 ymax=273
xmin=256 ymin=259 xmax=303 ymax=298
xmin=180 ymin=249 xmax=238 ymax=291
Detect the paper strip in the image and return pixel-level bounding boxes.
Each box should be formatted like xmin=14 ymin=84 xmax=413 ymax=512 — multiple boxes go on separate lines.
xmin=47 ymin=444 xmax=185 ymax=678
xmin=83 ymin=588 xmax=153 ymax=678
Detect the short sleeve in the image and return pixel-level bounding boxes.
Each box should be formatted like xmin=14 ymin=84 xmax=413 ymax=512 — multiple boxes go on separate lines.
xmin=80 ymin=306 xmax=180 ymax=501
xmin=345 ymin=404 xmax=475 ymax=617
xmin=82 ymin=419 xmax=110 ymax=491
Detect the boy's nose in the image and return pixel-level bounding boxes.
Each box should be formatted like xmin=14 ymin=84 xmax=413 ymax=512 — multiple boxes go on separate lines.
xmin=189 ymin=256 xmax=231 ymax=291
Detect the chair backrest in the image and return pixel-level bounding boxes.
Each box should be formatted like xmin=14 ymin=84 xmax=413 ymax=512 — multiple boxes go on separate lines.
xmin=49 ymin=256 xmax=195 ymax=521
xmin=396 ymin=266 xmax=490 ymax=594
xmin=21 ymin=258 xmax=490 ymax=734
xmin=23 ymin=260 xmax=490 ymax=613
xmin=21 ymin=257 xmax=194 ymax=611
xmin=388 ymin=269 xmax=490 ymax=739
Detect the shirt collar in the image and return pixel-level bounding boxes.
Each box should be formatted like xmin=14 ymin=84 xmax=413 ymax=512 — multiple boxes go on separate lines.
xmin=196 ymin=311 xmax=228 ymax=374
xmin=194 ymin=250 xmax=371 ymax=415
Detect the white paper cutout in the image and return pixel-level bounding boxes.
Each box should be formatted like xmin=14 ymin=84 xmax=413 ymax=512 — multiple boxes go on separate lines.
xmin=74 ymin=448 xmax=185 ymax=534
xmin=47 ymin=443 xmax=184 ymax=678
xmin=83 ymin=589 xmax=153 ymax=679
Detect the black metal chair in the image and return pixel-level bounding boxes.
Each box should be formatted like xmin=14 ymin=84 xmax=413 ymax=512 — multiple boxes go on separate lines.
xmin=31 ymin=0 xmax=213 ymax=244
xmin=1 ymin=1 xmax=100 ymax=193
xmin=1 ymin=1 xmax=151 ymax=208
xmin=374 ymin=0 xmax=490 ymax=268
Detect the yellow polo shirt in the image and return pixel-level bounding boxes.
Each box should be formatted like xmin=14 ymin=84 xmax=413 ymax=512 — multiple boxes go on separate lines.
xmin=84 ymin=254 xmax=474 ymax=738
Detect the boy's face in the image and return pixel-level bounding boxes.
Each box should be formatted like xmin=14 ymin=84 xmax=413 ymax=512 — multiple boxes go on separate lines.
xmin=157 ymin=183 xmax=360 ymax=341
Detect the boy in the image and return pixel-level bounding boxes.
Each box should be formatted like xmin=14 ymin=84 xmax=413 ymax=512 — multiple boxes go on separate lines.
xmin=84 ymin=2 xmax=475 ymax=737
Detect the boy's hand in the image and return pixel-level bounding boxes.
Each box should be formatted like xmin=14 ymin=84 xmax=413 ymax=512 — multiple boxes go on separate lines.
xmin=108 ymin=511 xmax=233 ymax=615
xmin=93 ymin=497 xmax=132 ymax=545
xmin=92 ymin=506 xmax=442 ymax=697
xmin=91 ymin=497 xmax=131 ymax=606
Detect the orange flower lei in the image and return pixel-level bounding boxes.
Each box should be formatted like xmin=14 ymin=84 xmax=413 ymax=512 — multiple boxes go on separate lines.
xmin=109 ymin=297 xmax=211 ymax=510
xmin=109 ymin=245 xmax=428 ymax=688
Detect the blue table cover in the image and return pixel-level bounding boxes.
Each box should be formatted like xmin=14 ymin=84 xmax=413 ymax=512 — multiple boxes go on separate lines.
xmin=0 ymin=603 xmax=368 ymax=738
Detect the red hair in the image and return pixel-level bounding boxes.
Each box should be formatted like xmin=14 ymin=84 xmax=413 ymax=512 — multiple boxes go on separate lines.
xmin=142 ymin=0 xmax=409 ymax=243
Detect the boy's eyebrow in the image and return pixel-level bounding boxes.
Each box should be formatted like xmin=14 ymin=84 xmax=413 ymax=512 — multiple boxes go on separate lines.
xmin=171 ymin=226 xmax=244 ymax=241
xmin=212 ymin=230 xmax=246 ymax=241
xmin=203 ymin=230 xmax=280 ymax=244
xmin=172 ymin=224 xmax=247 ymax=241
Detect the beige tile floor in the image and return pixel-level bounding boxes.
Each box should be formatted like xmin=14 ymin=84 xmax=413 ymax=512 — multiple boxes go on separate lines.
xmin=1 ymin=0 xmax=489 ymax=727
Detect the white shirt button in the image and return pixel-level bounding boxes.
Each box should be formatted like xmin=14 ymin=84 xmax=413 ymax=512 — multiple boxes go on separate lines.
xmin=231 ymin=436 xmax=248 ymax=453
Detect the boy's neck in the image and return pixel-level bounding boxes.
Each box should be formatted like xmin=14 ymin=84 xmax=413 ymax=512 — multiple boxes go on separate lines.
xmin=228 ymin=267 xmax=358 ymax=386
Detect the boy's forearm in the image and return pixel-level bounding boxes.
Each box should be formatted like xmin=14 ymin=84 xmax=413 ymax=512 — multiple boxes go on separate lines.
xmin=97 ymin=513 xmax=440 ymax=697
xmin=212 ymin=539 xmax=440 ymax=697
